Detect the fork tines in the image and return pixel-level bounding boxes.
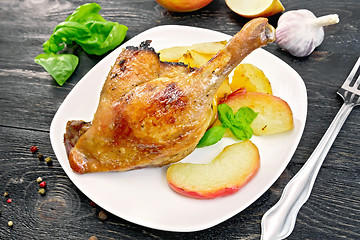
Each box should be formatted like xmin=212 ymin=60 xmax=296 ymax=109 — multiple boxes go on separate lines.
xmin=337 ymin=57 xmax=360 ymax=106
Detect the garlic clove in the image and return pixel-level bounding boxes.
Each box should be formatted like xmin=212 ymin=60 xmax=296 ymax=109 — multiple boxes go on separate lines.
xmin=275 ymin=9 xmax=339 ymax=57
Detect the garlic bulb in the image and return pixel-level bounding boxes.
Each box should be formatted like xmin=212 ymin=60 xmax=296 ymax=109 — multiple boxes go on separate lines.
xmin=276 ymin=9 xmax=339 ymax=57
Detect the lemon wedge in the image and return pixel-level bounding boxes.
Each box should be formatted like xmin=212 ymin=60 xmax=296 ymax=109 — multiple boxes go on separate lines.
xmin=225 ymin=0 xmax=285 ymax=18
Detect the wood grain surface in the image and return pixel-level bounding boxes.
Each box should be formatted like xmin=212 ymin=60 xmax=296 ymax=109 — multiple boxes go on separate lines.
xmin=0 ymin=0 xmax=359 ymax=239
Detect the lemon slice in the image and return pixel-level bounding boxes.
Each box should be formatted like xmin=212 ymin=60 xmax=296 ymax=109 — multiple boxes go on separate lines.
xmin=225 ymin=0 xmax=285 ymax=18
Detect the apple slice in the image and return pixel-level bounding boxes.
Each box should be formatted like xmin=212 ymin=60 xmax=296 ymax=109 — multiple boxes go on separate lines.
xmin=220 ymin=91 xmax=294 ymax=135
xmin=178 ymin=50 xmax=210 ymax=68
xmin=225 ymin=0 xmax=284 ymax=18
xmin=230 ymin=63 xmax=273 ymax=94
xmin=167 ymin=140 xmax=260 ymax=199
xmin=190 ymin=41 xmax=227 ymax=55
xmin=158 ymin=46 xmax=190 ymax=62
xmin=158 ymin=41 xmax=227 ymax=64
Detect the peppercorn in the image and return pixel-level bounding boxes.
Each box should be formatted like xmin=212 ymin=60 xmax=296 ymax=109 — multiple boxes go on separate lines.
xmin=7 ymin=199 xmax=12 ymax=203
xmin=98 ymin=210 xmax=108 ymax=221
xmin=89 ymin=236 xmax=98 ymax=240
xmin=45 ymin=157 xmax=53 ymax=165
xmin=45 ymin=157 xmax=52 ymax=164
xmin=38 ymin=153 xmax=44 ymax=161
xmin=8 ymin=221 xmax=13 ymax=227
xmin=30 ymin=146 xmax=38 ymax=153
xmin=38 ymin=188 xmax=46 ymax=195
xmin=3 ymin=192 xmax=9 ymax=197
xmin=36 ymin=177 xmax=43 ymax=183
xmin=39 ymin=181 xmax=46 ymax=188
xmin=90 ymin=201 xmax=96 ymax=207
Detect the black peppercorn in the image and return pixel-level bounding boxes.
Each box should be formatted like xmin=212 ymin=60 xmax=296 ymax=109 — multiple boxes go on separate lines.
xmin=38 ymin=154 xmax=44 ymax=161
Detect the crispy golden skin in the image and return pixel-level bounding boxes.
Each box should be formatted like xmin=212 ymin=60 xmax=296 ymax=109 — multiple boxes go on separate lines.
xmin=65 ymin=18 xmax=275 ymax=173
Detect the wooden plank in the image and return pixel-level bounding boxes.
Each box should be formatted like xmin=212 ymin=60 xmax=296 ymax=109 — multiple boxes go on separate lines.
xmin=0 ymin=0 xmax=359 ymax=239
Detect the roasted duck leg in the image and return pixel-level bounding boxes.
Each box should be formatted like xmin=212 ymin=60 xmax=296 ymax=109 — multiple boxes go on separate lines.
xmin=66 ymin=18 xmax=275 ymax=173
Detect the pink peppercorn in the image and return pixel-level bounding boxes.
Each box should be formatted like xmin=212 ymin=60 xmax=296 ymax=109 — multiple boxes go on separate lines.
xmin=39 ymin=181 xmax=46 ymax=188
xmin=7 ymin=199 xmax=12 ymax=203
xmin=30 ymin=146 xmax=38 ymax=153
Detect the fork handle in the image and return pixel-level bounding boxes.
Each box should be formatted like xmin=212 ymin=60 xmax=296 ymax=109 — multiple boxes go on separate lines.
xmin=261 ymin=102 xmax=354 ymax=240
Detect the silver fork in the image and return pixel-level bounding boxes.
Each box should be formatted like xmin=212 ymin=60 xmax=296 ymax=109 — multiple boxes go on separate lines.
xmin=261 ymin=57 xmax=360 ymax=240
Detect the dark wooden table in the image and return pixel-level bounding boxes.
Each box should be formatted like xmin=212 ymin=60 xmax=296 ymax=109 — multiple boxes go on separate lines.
xmin=1 ymin=0 xmax=359 ymax=239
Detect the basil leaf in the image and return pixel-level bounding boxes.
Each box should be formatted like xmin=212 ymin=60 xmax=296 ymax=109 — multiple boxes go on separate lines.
xmin=36 ymin=3 xmax=128 ymax=85
xmin=65 ymin=2 xmax=106 ymax=23
xmin=233 ymin=107 xmax=258 ymax=127
xmin=78 ymin=21 xmax=128 ymax=55
xmin=34 ymin=53 xmax=79 ymax=86
xmin=43 ymin=35 xmax=65 ymax=54
xmin=217 ymin=103 xmax=234 ymax=128
xmin=44 ymin=3 xmax=128 ymax=56
xmin=197 ymin=104 xmax=257 ymax=147
xmin=197 ymin=125 xmax=226 ymax=148
xmin=43 ymin=21 xmax=91 ymax=54
xmin=229 ymin=125 xmax=253 ymax=140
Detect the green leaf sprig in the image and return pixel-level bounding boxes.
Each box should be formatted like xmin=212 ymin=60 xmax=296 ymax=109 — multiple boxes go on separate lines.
xmin=197 ymin=104 xmax=258 ymax=148
xmin=34 ymin=3 xmax=128 ymax=86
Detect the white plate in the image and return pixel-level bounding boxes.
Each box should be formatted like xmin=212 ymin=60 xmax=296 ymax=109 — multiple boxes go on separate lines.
xmin=50 ymin=25 xmax=307 ymax=232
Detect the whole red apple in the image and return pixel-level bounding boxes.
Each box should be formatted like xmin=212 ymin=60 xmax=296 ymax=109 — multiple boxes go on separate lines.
xmin=155 ymin=0 xmax=213 ymax=12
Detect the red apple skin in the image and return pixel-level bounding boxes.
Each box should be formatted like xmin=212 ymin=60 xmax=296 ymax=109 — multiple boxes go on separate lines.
xmin=168 ymin=182 xmax=240 ymax=199
xmin=168 ymin=167 xmax=259 ymax=199
xmin=155 ymin=0 xmax=213 ymax=12
xmin=219 ymin=88 xmax=246 ymax=104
